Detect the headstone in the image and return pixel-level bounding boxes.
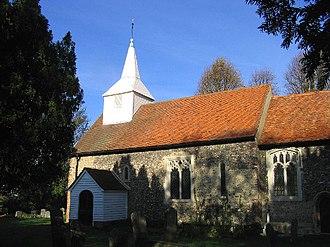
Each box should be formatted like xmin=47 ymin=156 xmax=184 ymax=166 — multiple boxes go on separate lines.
xmin=131 ymin=211 xmax=148 ymax=246
xmin=31 ymin=210 xmax=37 ymax=218
xmin=15 ymin=211 xmax=23 ymax=218
xmin=45 ymin=211 xmax=51 ymax=219
xmin=40 ymin=208 xmax=46 ymax=218
xmin=165 ymin=207 xmax=177 ymax=241
xmin=108 ymin=237 xmax=114 ymax=247
xmin=60 ymin=207 xmax=65 ymax=219
xmin=51 ymin=208 xmax=68 ymax=247
xmin=265 ymin=223 xmax=277 ymax=247
xmin=290 ymin=218 xmax=298 ymax=245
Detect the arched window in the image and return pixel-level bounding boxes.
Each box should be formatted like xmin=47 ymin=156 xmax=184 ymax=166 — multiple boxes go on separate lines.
xmin=267 ymin=149 xmax=302 ymax=201
xmin=181 ymin=167 xmax=191 ymax=199
xmin=165 ymin=155 xmax=194 ymax=201
xmin=170 ymin=168 xmax=180 ymax=199
xmin=123 ymin=165 xmax=130 ymax=182
xmin=274 ymin=163 xmax=284 ymax=196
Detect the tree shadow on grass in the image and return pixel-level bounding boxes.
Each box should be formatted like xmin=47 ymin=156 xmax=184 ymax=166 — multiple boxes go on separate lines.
xmin=0 ymin=217 xmax=52 ymax=247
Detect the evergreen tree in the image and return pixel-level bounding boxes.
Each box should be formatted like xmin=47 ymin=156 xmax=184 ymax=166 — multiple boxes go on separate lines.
xmin=0 ymin=0 xmax=83 ymax=208
xmin=246 ymin=0 xmax=330 ymax=90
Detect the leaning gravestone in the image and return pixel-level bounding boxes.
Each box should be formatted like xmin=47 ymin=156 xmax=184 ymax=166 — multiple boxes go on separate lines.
xmin=265 ymin=223 xmax=277 ymax=247
xmin=15 ymin=211 xmax=23 ymax=218
xmin=131 ymin=211 xmax=148 ymax=246
xmin=45 ymin=211 xmax=51 ymax=219
xmin=40 ymin=208 xmax=46 ymax=218
xmin=165 ymin=207 xmax=178 ymax=241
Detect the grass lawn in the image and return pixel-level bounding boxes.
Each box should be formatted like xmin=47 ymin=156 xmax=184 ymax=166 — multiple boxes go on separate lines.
xmin=0 ymin=216 xmax=52 ymax=247
xmin=1 ymin=216 xmax=330 ymax=247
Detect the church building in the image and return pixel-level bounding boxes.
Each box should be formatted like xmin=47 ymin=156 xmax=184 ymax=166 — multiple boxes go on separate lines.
xmin=66 ymin=37 xmax=330 ymax=235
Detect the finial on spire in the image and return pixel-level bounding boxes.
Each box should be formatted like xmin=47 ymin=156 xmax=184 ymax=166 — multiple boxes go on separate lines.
xmin=131 ymin=18 xmax=134 ymax=40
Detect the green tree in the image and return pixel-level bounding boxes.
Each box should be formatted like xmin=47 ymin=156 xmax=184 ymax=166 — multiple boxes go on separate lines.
xmin=285 ymin=53 xmax=330 ymax=94
xmin=0 ymin=0 xmax=83 ymax=209
xmin=197 ymin=57 xmax=243 ymax=94
xmin=249 ymin=68 xmax=280 ymax=95
xmin=246 ymin=0 xmax=330 ymax=90
xmin=73 ymin=105 xmax=90 ymax=144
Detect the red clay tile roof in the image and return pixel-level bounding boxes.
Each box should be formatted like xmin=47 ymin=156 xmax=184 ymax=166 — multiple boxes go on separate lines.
xmin=75 ymin=85 xmax=271 ymax=155
xmin=259 ymin=91 xmax=330 ymax=146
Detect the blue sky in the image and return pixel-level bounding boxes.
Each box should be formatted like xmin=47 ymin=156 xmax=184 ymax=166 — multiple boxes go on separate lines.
xmin=40 ymin=0 xmax=299 ymax=124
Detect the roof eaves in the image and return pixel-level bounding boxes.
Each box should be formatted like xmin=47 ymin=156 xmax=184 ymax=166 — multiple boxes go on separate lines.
xmin=258 ymin=138 xmax=330 ymax=150
xmin=73 ymin=136 xmax=256 ymax=157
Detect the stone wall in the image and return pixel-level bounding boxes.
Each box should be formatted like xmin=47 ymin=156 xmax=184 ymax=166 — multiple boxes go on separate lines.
xmin=265 ymin=145 xmax=330 ymax=234
xmin=68 ymin=141 xmax=263 ymax=224
xmin=67 ymin=142 xmax=330 ymax=234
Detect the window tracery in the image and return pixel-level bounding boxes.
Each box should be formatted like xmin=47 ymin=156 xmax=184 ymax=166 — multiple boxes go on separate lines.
xmin=165 ymin=156 xmax=194 ymax=201
xmin=267 ymin=149 xmax=302 ymax=201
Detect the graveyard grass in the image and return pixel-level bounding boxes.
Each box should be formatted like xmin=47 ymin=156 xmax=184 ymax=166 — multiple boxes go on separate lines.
xmin=0 ymin=216 xmax=52 ymax=247
xmin=1 ymin=216 xmax=330 ymax=247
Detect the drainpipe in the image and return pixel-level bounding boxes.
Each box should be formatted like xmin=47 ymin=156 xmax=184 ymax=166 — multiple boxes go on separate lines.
xmin=75 ymin=154 xmax=81 ymax=179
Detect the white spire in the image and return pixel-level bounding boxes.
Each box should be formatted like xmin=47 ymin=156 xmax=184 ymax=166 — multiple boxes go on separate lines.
xmin=102 ymin=39 xmax=154 ymax=100
xmin=102 ymin=36 xmax=155 ymax=125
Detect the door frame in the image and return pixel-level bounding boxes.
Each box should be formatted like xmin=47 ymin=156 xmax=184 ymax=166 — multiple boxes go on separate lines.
xmin=78 ymin=190 xmax=94 ymax=226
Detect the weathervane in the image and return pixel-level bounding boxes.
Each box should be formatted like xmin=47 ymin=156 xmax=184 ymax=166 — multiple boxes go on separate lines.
xmin=131 ymin=18 xmax=134 ymax=40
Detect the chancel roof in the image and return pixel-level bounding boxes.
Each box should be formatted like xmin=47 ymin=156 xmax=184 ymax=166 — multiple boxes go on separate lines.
xmin=259 ymin=91 xmax=330 ymax=147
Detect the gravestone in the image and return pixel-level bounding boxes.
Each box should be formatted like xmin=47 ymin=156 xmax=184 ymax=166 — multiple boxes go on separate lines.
xmin=265 ymin=223 xmax=277 ymax=247
xmin=40 ymin=208 xmax=46 ymax=218
xmin=131 ymin=211 xmax=147 ymax=246
xmin=165 ymin=207 xmax=177 ymax=241
xmin=15 ymin=211 xmax=23 ymax=218
xmin=70 ymin=220 xmax=84 ymax=247
xmin=31 ymin=210 xmax=37 ymax=218
xmin=60 ymin=207 xmax=65 ymax=219
xmin=45 ymin=211 xmax=51 ymax=218
xmin=108 ymin=237 xmax=114 ymax=247
xmin=51 ymin=208 xmax=68 ymax=247
xmin=290 ymin=218 xmax=298 ymax=245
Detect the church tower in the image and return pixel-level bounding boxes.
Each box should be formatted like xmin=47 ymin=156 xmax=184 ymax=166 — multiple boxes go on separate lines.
xmin=102 ymin=38 xmax=154 ymax=125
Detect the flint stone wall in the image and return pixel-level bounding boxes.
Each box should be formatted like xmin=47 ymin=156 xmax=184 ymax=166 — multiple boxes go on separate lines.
xmin=265 ymin=145 xmax=330 ymax=235
xmin=68 ymin=141 xmax=262 ymax=224
xmin=67 ymin=142 xmax=330 ymax=234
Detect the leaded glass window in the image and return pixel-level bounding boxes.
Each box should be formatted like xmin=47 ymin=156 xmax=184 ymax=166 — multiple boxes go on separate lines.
xmin=287 ymin=163 xmax=297 ymax=196
xmin=170 ymin=168 xmax=180 ymax=199
xmin=181 ymin=167 xmax=191 ymax=199
xmin=167 ymin=156 xmax=193 ymax=200
xmin=267 ymin=149 xmax=302 ymax=201
xmin=274 ymin=164 xmax=284 ymax=196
